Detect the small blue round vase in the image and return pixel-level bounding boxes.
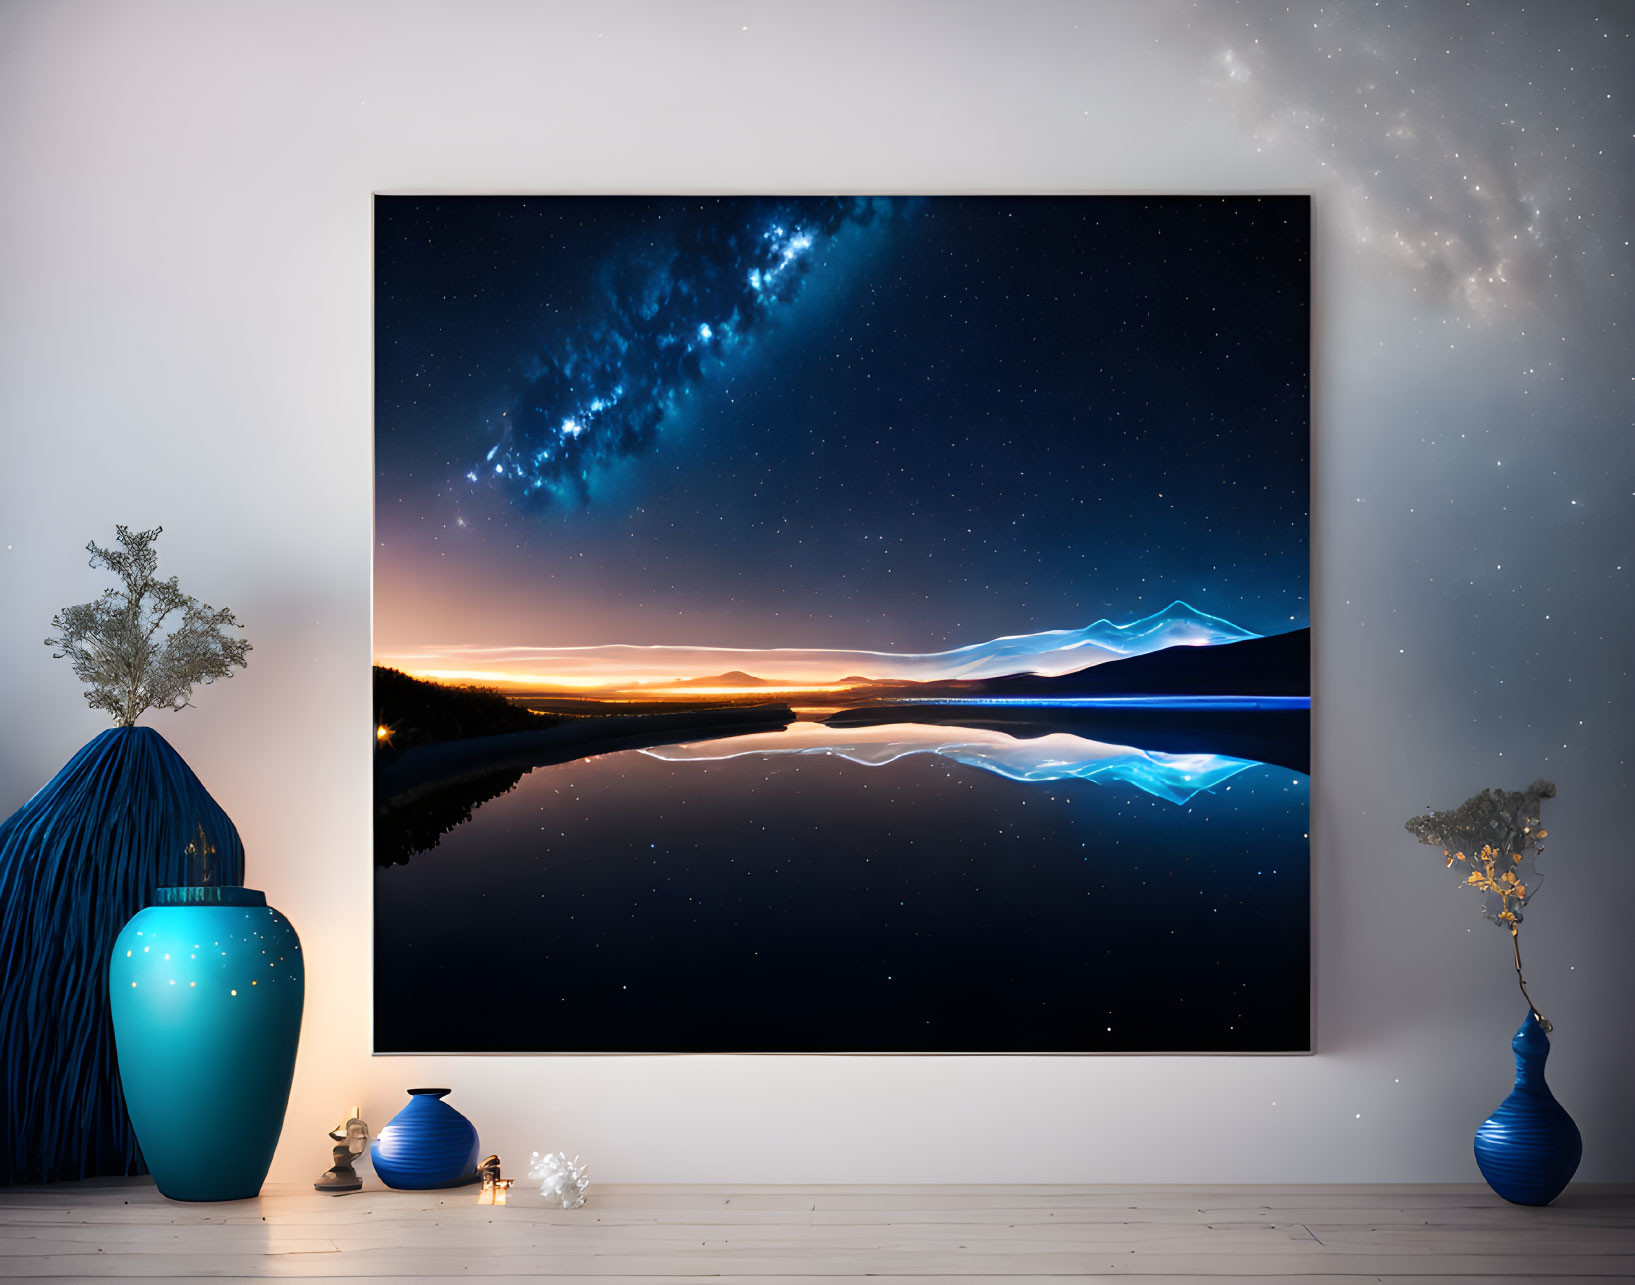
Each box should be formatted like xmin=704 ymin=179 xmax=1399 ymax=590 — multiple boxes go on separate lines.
xmin=370 ymin=1088 xmax=480 ymax=1189
xmin=1474 ymin=1011 xmax=1582 ymax=1206
xmin=109 ymin=887 xmax=303 ymax=1201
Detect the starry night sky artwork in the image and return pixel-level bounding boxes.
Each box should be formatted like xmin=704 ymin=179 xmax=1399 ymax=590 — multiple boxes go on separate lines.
xmin=373 ymin=195 xmax=1310 ymax=1054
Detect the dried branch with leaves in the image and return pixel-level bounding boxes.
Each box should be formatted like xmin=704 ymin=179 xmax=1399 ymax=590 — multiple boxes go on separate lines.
xmin=1405 ymin=780 xmax=1556 ymax=1029
xmin=45 ymin=525 xmax=251 ymax=727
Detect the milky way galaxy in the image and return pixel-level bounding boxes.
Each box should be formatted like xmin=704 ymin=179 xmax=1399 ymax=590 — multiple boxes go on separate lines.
xmin=469 ymin=197 xmax=904 ymax=509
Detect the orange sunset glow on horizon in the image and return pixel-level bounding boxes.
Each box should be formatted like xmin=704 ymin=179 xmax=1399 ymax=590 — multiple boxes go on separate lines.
xmin=405 ymin=666 xmax=859 ymax=698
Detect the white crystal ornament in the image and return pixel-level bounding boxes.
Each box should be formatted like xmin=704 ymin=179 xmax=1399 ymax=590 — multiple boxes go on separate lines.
xmin=528 ymin=1150 xmax=590 ymax=1209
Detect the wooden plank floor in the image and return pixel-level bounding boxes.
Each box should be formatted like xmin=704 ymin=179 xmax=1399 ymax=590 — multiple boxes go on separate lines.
xmin=0 ymin=1180 xmax=1631 ymax=1281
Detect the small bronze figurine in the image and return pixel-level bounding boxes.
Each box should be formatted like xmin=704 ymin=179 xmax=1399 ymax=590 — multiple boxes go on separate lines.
xmin=314 ymin=1108 xmax=370 ymax=1194
xmin=476 ymin=1154 xmax=513 ymax=1206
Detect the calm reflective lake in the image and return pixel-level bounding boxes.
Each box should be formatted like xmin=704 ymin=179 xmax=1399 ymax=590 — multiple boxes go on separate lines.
xmin=374 ymin=721 xmax=1309 ymax=1053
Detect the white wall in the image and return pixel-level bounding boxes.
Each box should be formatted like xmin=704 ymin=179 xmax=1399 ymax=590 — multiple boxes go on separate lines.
xmin=3 ymin=0 xmax=1630 ymax=1184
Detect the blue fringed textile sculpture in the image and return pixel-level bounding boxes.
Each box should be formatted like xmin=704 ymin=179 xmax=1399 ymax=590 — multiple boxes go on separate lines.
xmin=0 ymin=727 xmax=244 ymax=1185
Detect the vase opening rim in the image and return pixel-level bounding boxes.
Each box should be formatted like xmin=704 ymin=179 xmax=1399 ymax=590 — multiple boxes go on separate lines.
xmin=153 ymin=886 xmax=265 ymax=907
xmin=406 ymin=1087 xmax=452 ymax=1098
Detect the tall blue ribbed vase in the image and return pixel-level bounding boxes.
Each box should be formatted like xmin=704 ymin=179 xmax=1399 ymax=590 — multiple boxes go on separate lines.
xmin=109 ymin=887 xmax=303 ymax=1201
xmin=0 ymin=727 xmax=245 ymax=1185
xmin=370 ymin=1089 xmax=480 ymax=1189
xmin=1473 ymin=1011 xmax=1582 ymax=1206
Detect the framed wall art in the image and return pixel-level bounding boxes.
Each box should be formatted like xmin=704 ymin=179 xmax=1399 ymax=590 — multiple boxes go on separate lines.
xmin=373 ymin=194 xmax=1310 ymax=1054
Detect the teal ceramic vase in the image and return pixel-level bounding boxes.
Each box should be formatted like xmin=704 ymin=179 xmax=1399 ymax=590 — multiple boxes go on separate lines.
xmin=370 ymin=1089 xmax=480 ymax=1189
xmin=108 ymin=887 xmax=303 ymax=1201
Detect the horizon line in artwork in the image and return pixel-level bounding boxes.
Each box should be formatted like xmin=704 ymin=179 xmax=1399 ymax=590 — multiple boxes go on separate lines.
xmin=373 ymin=599 xmax=1300 ymax=695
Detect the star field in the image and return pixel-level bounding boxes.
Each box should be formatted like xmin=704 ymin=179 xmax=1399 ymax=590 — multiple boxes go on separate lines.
xmin=376 ymin=196 xmax=1310 ymax=651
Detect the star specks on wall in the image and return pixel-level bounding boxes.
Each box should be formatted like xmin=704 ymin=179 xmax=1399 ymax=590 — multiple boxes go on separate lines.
xmin=1184 ymin=2 xmax=1632 ymax=782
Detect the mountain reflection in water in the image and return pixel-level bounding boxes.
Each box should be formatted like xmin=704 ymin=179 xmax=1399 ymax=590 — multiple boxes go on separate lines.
xmin=640 ymin=721 xmax=1259 ymax=805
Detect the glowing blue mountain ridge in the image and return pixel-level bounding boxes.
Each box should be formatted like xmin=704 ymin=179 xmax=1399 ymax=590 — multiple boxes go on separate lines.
xmin=919 ymin=600 xmax=1258 ymax=681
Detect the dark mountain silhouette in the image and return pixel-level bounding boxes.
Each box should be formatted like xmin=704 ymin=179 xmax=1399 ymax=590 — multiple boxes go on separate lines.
xmin=668 ymin=670 xmax=771 ymax=687
xmin=969 ymin=628 xmax=1309 ymax=698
